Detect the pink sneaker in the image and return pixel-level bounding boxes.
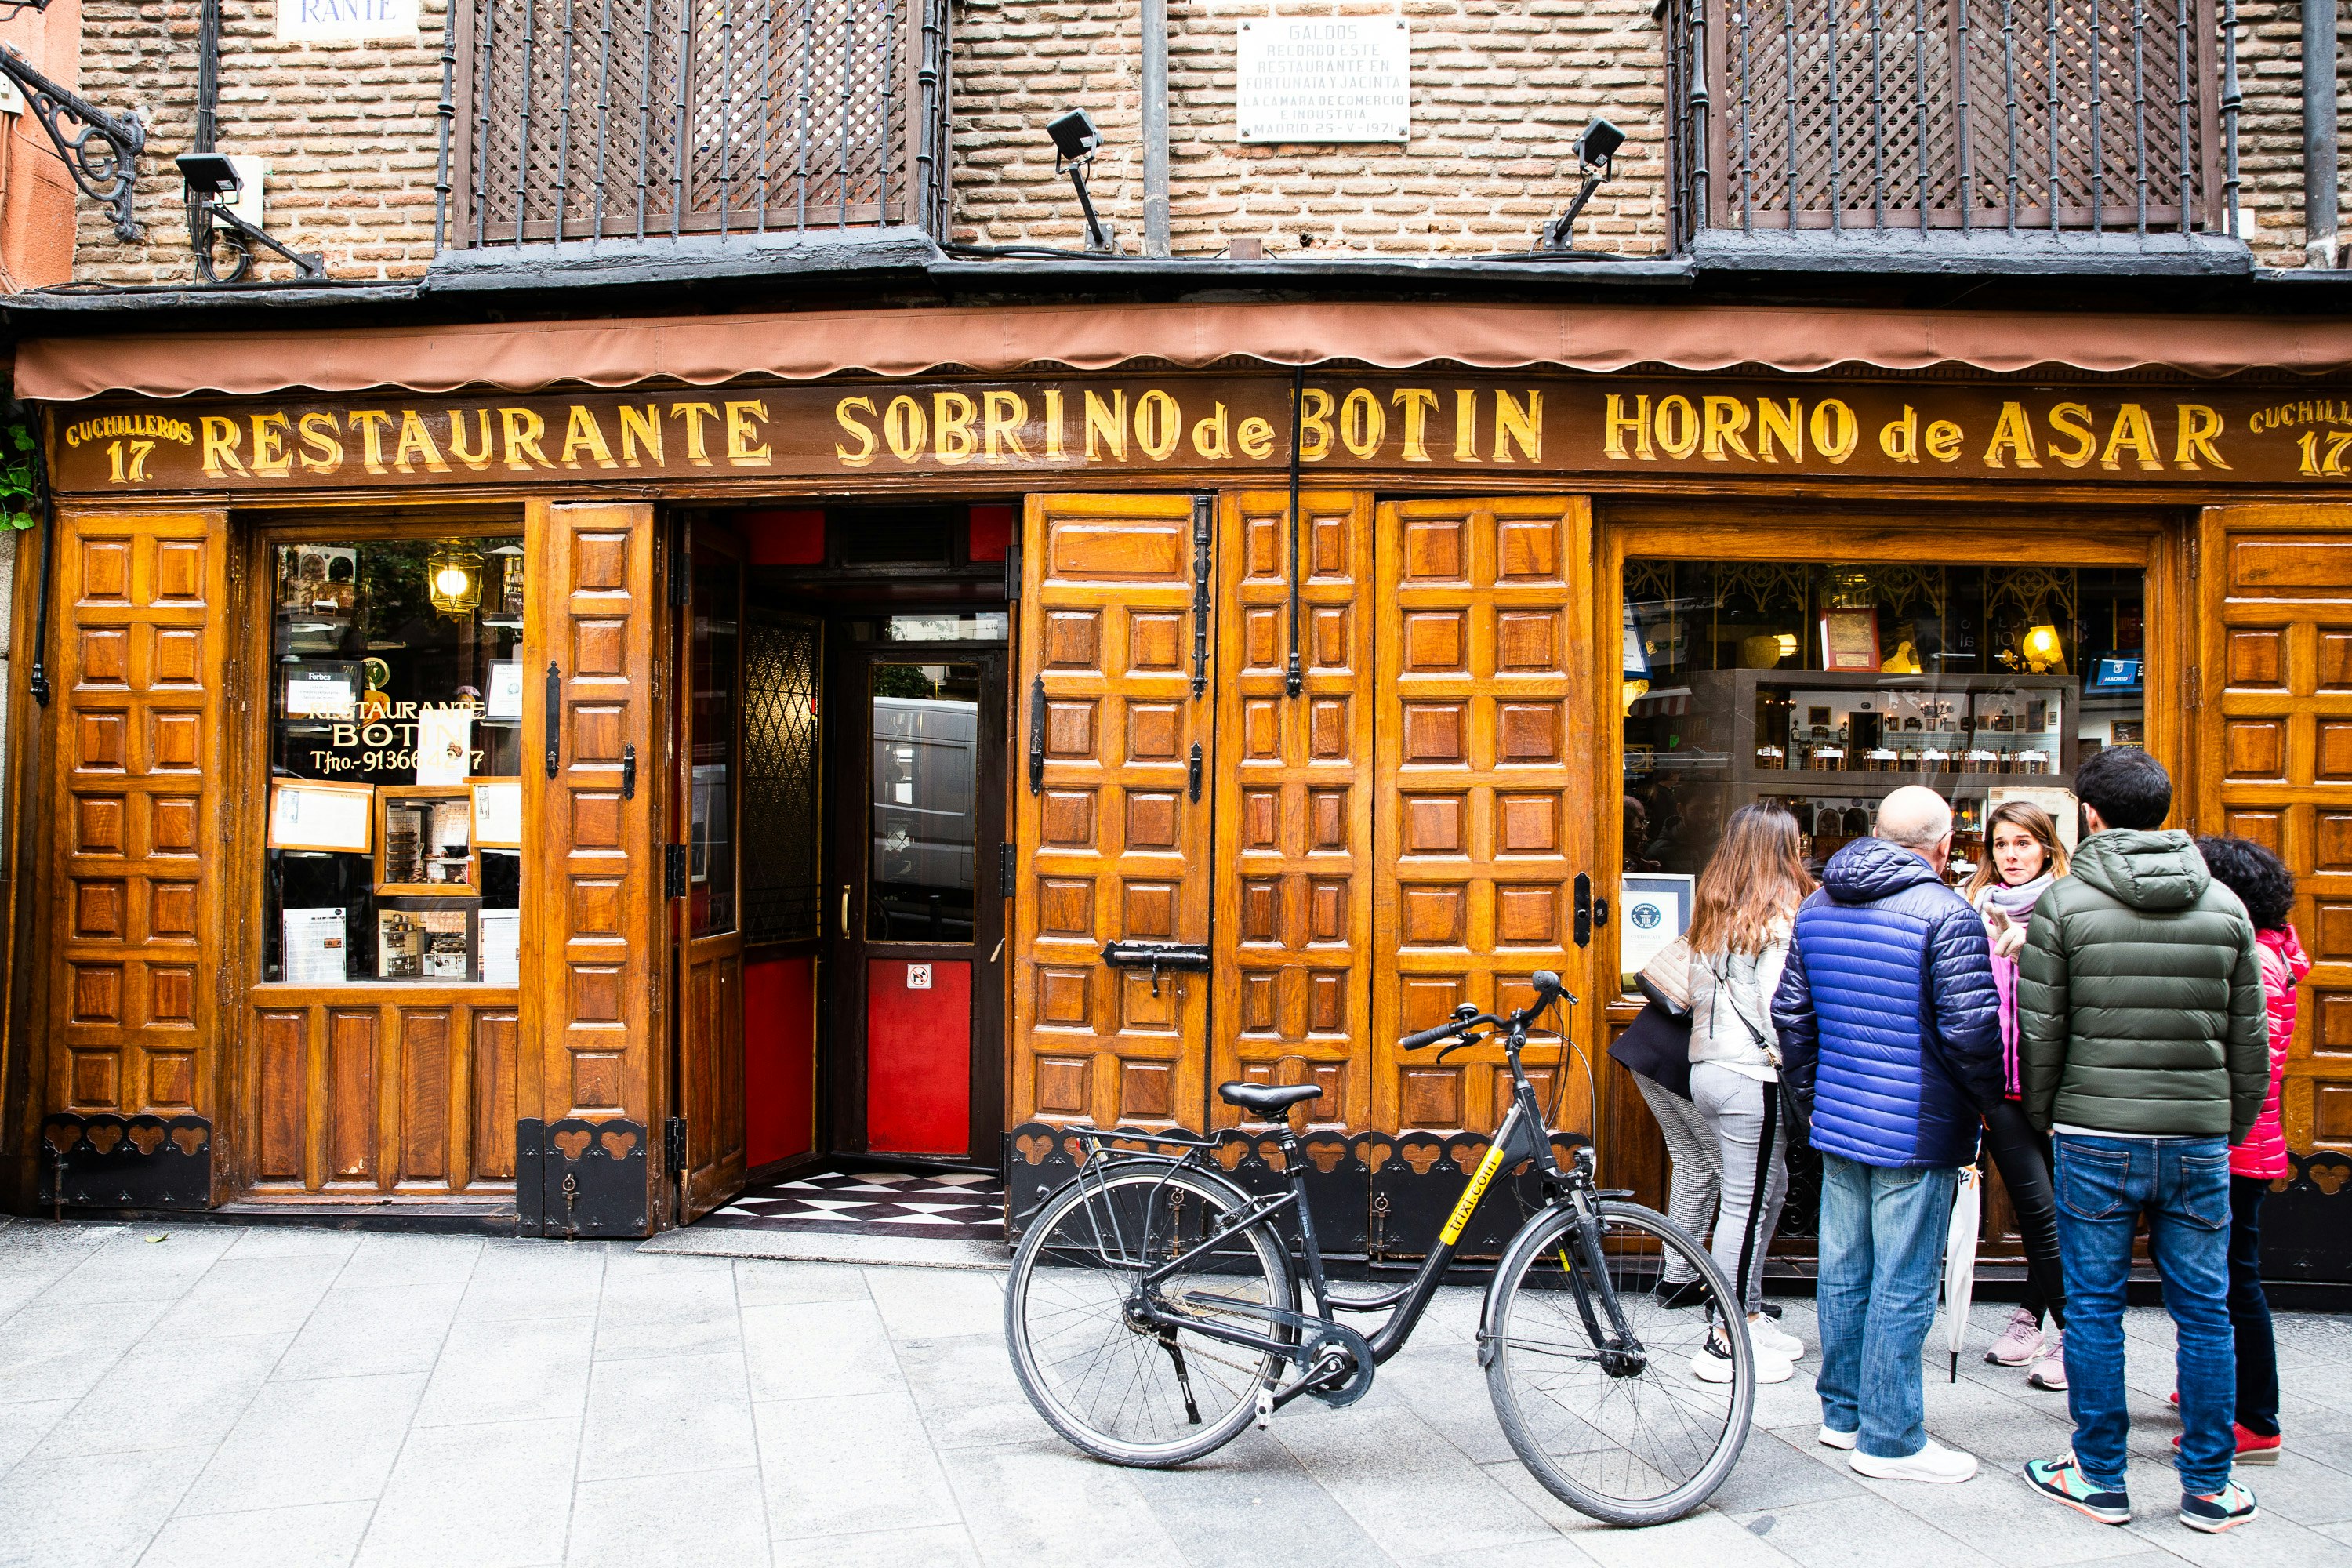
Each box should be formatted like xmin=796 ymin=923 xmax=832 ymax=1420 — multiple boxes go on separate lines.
xmin=1986 ymin=1306 xmax=2046 ymax=1367
xmin=2027 ymin=1330 xmax=2067 ymax=1390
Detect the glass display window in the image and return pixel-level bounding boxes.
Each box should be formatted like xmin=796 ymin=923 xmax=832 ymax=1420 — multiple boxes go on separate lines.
xmin=263 ymin=533 xmax=525 ymax=985
xmin=1621 ymin=557 xmax=2145 ymax=990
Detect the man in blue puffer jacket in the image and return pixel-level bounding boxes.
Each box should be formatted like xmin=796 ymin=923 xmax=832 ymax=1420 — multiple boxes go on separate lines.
xmin=1773 ymin=786 xmax=2003 ymax=1485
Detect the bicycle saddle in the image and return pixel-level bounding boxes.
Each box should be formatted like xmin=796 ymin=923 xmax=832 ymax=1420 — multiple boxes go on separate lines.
xmin=1217 ymin=1082 xmax=1323 ymax=1115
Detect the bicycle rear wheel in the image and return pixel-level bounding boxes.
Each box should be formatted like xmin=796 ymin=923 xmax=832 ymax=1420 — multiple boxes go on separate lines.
xmin=1485 ymin=1200 xmax=1753 ymax=1526
xmin=1005 ymin=1161 xmax=1294 ymax=1467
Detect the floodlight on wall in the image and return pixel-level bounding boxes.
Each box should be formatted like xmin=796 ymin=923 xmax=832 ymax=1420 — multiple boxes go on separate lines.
xmin=179 ymin=150 xmax=327 ymax=285
xmin=1540 ymin=118 xmax=1628 ymax=251
xmin=1047 ymin=108 xmax=1117 ymax=254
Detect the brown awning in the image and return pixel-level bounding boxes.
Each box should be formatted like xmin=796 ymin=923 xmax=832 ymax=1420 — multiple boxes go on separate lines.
xmin=17 ymin=299 xmax=2352 ymax=401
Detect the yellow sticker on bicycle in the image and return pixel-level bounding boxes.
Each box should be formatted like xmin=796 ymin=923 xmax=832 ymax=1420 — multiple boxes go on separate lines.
xmin=1439 ymin=1140 xmax=1510 ymax=1246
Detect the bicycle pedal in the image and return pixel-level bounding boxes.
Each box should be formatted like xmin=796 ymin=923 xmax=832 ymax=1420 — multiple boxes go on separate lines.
xmin=1254 ymin=1387 xmax=1274 ymax=1430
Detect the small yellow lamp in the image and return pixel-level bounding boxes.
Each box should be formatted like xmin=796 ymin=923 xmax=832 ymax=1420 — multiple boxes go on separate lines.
xmin=2022 ymin=622 xmax=2067 ymax=675
xmin=426 ymin=542 xmax=483 ymax=619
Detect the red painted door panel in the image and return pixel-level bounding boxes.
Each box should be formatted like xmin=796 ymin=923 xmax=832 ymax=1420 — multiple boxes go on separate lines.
xmin=866 ymin=958 xmax=971 ymax=1154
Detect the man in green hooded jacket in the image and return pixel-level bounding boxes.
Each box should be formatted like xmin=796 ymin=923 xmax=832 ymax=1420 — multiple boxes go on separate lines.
xmin=2014 ymin=747 xmax=2267 ymax=1536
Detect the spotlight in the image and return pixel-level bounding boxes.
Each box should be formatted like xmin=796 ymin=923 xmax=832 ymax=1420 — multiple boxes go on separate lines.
xmin=1541 ymin=118 xmax=1628 ymax=252
xmin=1045 ymin=108 xmax=1116 ymax=253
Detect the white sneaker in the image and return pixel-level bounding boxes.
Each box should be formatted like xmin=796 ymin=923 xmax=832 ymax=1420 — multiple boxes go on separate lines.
xmin=1850 ymin=1439 xmax=1980 ymax=1484
xmin=1818 ymin=1425 xmax=1858 ymax=1450
xmin=1751 ymin=1314 xmax=1806 ymax=1360
xmin=1690 ymin=1338 xmax=1795 ymax=1385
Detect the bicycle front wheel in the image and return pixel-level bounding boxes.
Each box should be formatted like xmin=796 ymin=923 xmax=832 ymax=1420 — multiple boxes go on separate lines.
xmin=1485 ymin=1200 xmax=1754 ymax=1526
xmin=1005 ymin=1161 xmax=1294 ymax=1468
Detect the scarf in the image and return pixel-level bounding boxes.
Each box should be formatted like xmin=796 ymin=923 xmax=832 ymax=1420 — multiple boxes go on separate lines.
xmin=1979 ymin=872 xmax=2052 ymax=923
xmin=1975 ymin=871 xmax=2051 ymax=1097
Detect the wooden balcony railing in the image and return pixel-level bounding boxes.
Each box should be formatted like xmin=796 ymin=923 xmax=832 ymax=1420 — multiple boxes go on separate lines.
xmin=1661 ymin=0 xmax=2244 ymax=252
xmin=434 ymin=0 xmax=949 ymax=249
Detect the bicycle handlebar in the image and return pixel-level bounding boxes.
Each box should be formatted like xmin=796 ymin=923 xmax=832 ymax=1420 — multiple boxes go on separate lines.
xmin=1397 ymin=970 xmax=1571 ymax=1050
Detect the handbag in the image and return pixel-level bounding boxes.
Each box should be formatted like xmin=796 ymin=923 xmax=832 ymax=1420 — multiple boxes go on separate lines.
xmin=1609 ymin=1001 xmax=1696 ymax=1099
xmin=1634 ymin=936 xmax=1693 ymax=1020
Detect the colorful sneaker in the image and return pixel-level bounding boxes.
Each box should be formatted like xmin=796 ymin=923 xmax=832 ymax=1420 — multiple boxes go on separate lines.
xmin=2180 ymin=1480 xmax=2259 ymax=1534
xmin=1985 ymin=1305 xmax=2046 ymax=1367
xmin=2172 ymin=1425 xmax=2285 ymax=1466
xmin=2024 ymin=1455 xmax=2132 ymax=1525
xmin=2027 ymin=1330 xmax=2067 ymax=1390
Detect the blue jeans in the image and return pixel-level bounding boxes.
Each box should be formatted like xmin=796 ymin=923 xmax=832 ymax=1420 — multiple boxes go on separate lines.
xmin=2053 ymin=1134 xmax=2235 ymax=1497
xmin=1815 ymin=1152 xmax=1959 ymax=1459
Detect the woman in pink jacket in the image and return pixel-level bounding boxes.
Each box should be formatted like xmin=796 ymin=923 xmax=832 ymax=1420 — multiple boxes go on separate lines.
xmin=2194 ymin=834 xmax=2307 ymax=1467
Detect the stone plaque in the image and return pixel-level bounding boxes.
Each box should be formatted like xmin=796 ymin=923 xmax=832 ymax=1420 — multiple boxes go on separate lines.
xmin=276 ymin=0 xmax=420 ymax=42
xmin=1236 ymin=13 xmax=1410 ymax=144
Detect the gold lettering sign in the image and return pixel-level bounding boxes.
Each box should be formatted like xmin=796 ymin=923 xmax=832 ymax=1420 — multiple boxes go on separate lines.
xmin=43 ymin=376 xmax=2352 ymax=493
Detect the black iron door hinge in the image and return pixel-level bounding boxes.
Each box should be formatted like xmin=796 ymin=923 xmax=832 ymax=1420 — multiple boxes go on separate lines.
xmin=665 ymin=844 xmax=688 ymax=898
xmin=1000 ymin=841 xmax=1017 ymax=888
xmin=664 ymin=1116 xmax=688 ymax=1176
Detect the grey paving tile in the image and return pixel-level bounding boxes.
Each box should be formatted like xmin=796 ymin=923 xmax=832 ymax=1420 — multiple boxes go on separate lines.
xmin=893 ymin=1330 xmax=1044 ymax=1451
xmin=2118 ymin=1501 xmax=2350 ymax=1566
xmin=937 ymin=1439 xmax=1187 ymax=1568
xmin=35 ymin=1229 xmax=238 ymax=1307
xmin=0 ymin=1298 xmax=171 ymax=1403
xmin=0 ymin=1444 xmax=209 ymax=1568
xmin=145 ymin=1256 xmax=345 ymax=1342
xmin=862 ymin=1266 xmax=1006 ymax=1340
xmin=0 ymin=1221 xmax=125 ymax=1279
xmin=273 ymin=1282 xmax=465 ymax=1381
xmin=1555 ymin=1505 xmax=1803 ymax=1568
xmin=1367 ymin=1343 xmax=1519 ymax=1467
xmin=742 ymin=1298 xmax=902 ymax=1402
xmin=456 ymin=1240 xmax=608 ymax=1323
xmin=566 ymin=1465 xmax=771 ymax=1568
xmin=0 ymin=1401 xmax=73 ymax=1470
xmin=1274 ymin=1399 xmax=1558 ymax=1557
xmin=136 ymin=1501 xmax=374 ymax=1568
xmin=332 ymin=1233 xmax=485 ymax=1290
xmin=219 ymin=1229 xmax=364 ymax=1261
xmin=1717 ymin=1490 xmax=1998 ymax=1568
xmin=1851 ymin=1458 xmax=2164 ymax=1566
xmin=415 ymin=1316 xmax=596 ymax=1427
xmin=39 ymin=1334 xmax=289 ymax=1457
xmin=1704 ymin=1428 xmax=1872 ymax=1514
xmin=757 ymin=1388 xmax=959 ymax=1540
xmin=1125 ymin=1431 xmax=1392 ymax=1567
xmin=354 ymin=1417 xmax=579 ymax=1568
xmin=732 ymin=1259 xmax=877 ymax=1308
xmin=177 ymin=1373 xmax=426 ymax=1516
xmin=783 ymin=1523 xmax=981 ymax=1567
xmin=2237 ymin=1452 xmax=2352 ymax=1528
xmin=579 ymin=1352 xmax=757 ymax=1483
xmin=593 ymin=1262 xmax=741 ymax=1361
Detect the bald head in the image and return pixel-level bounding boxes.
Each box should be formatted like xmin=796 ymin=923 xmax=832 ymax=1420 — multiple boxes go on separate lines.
xmin=1878 ymin=786 xmax=1954 ymax=858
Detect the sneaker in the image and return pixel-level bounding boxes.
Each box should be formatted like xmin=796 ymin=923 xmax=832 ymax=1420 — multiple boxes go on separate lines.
xmin=2025 ymin=1455 xmax=2132 ymax=1524
xmin=1817 ymin=1425 xmax=1858 ymax=1450
xmin=1985 ymin=1305 xmax=2047 ymax=1367
xmin=2027 ymin=1330 xmax=2067 ymax=1390
xmin=1751 ymin=1314 xmax=1807 ymax=1360
xmin=1760 ymin=1300 xmax=1784 ymax=1320
xmin=1655 ymin=1279 xmax=1709 ymax=1310
xmin=1851 ymin=1439 xmax=1979 ymax=1483
xmin=2173 ymin=1424 xmax=2285 ymax=1466
xmin=2180 ymin=1480 xmax=2259 ymax=1534
xmin=1690 ymin=1336 xmax=1795 ymax=1385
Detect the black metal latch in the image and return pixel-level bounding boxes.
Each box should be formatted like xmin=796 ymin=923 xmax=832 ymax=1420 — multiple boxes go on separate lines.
xmin=1100 ymin=939 xmax=1212 ymax=996
xmin=665 ymin=844 xmax=688 ymax=898
xmin=664 ymin=1116 xmax=688 ymax=1176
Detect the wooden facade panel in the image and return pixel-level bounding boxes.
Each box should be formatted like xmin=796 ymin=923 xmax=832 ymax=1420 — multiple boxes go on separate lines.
xmin=472 ymin=1009 xmax=520 ymax=1181
xmin=46 ymin=510 xmax=230 ymax=1177
xmin=1013 ymin=495 xmax=1209 ymax=1131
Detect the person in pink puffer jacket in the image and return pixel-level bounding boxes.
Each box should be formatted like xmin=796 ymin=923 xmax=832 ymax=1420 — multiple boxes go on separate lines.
xmin=2193 ymin=835 xmax=2309 ymax=1468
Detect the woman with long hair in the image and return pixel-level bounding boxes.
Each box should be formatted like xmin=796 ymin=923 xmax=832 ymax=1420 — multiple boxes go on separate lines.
xmin=1965 ymin=800 xmax=2071 ymax=1389
xmin=1685 ymin=803 xmax=1815 ymax=1385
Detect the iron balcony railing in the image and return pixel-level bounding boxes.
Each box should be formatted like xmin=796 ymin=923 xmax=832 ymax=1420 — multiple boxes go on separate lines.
xmin=434 ymin=0 xmax=950 ymax=248
xmin=1661 ymin=0 xmax=2243 ymax=249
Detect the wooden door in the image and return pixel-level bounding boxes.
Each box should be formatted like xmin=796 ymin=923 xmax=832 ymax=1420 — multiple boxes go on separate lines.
xmin=1011 ymin=495 xmax=1214 ymax=1134
xmin=521 ymin=500 xmax=665 ymax=1232
xmin=1371 ymin=498 xmax=1598 ymax=1138
xmin=1211 ymin=491 xmax=1374 ymax=1132
xmin=674 ymin=528 xmax=746 ymax=1220
xmin=2196 ymin=504 xmax=2352 ymax=1160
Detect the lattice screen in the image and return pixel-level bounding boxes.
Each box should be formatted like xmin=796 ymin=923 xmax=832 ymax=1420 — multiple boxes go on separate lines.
xmin=743 ymin=611 xmax=823 ymax=946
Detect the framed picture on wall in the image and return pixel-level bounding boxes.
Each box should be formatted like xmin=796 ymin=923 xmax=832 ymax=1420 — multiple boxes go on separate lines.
xmin=1618 ymin=872 xmax=1695 ymax=988
xmin=267 ymin=779 xmax=376 ymax=853
xmin=470 ymin=778 xmax=521 ymax=848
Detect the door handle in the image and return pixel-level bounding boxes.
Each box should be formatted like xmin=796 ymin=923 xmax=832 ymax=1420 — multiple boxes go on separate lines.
xmin=1188 ymin=742 xmax=1203 ymax=803
xmin=543 ymin=661 xmax=561 ymax=778
xmin=840 ymin=883 xmax=851 ymax=939
xmin=1027 ymin=675 xmax=1046 ymax=795
xmin=1573 ymin=873 xmax=1593 ymax=949
xmin=621 ymin=743 xmax=637 ymax=801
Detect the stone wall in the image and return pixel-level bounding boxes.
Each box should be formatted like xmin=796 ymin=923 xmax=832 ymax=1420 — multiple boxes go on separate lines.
xmin=2233 ymin=0 xmax=2352 ymax=267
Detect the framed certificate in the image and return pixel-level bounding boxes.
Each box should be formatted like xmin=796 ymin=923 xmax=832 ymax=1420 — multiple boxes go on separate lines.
xmin=283 ymin=660 xmax=361 ymax=720
xmin=485 ymin=661 xmax=524 ymax=720
xmin=1820 ymin=608 xmax=1881 ymax=672
xmin=471 ymin=778 xmax=522 ymax=848
xmin=268 ymin=779 xmax=376 ymax=853
xmin=1617 ymin=872 xmax=1695 ymax=989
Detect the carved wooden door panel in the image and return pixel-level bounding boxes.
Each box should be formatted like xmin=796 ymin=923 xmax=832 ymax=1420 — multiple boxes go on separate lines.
xmin=1371 ymin=498 xmax=1597 ymax=1140
xmin=2197 ymin=504 xmax=2352 ymax=1165
xmin=42 ymin=506 xmax=230 ymax=1208
xmin=520 ymin=500 xmax=663 ymax=1236
xmin=1210 ymin=491 xmax=1374 ymax=1133
xmin=1011 ymin=495 xmax=1214 ymax=1136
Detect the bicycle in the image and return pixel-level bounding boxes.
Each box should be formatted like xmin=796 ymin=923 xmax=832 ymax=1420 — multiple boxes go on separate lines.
xmin=1003 ymin=970 xmax=1757 ymax=1526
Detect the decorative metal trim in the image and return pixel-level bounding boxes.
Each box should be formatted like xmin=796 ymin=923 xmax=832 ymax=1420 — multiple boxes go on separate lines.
xmin=0 ymin=43 xmax=144 ymax=242
xmin=39 ymin=1113 xmax=212 ymax=1211
xmin=516 ymin=1116 xmax=648 ymax=1237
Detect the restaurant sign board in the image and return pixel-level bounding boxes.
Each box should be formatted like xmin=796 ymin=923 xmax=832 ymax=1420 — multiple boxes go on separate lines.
xmin=47 ymin=376 xmax=2352 ymax=494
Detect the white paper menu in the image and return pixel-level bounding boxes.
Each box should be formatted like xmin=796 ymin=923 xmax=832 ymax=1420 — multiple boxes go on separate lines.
xmin=281 ymin=907 xmax=349 ymax=983
xmin=478 ymin=908 xmax=521 ymax=985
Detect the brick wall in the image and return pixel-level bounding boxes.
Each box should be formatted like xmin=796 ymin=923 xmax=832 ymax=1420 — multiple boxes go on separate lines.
xmin=2233 ymin=0 xmax=2352 ymax=267
xmin=950 ymin=0 xmax=1671 ymax=256
xmin=70 ymin=0 xmax=447 ymax=285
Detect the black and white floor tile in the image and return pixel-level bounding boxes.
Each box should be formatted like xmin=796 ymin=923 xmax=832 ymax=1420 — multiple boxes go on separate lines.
xmin=700 ymin=1168 xmax=1004 ymax=1241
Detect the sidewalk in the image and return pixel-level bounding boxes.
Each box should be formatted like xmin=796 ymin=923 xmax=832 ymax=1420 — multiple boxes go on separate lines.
xmin=3 ymin=1216 xmax=2349 ymax=1568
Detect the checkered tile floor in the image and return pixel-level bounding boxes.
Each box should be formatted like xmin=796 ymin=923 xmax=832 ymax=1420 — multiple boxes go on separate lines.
xmin=699 ymin=1168 xmax=1004 ymax=1240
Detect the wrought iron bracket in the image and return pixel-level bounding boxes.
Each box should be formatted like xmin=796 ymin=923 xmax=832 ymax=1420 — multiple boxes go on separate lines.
xmin=0 ymin=43 xmax=144 ymax=243
xmin=187 ymin=195 xmax=326 ymax=285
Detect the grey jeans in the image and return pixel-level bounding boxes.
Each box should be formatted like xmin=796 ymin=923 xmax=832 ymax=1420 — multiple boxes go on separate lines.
xmin=1635 ymin=1074 xmax=1722 ymax=1284
xmin=1690 ymin=1062 xmax=1791 ymax=1314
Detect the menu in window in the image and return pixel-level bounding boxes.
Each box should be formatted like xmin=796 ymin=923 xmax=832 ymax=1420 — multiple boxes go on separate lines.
xmin=480 ymin=908 xmax=521 ymax=985
xmin=486 ymin=662 xmax=524 ymax=720
xmin=282 ymin=907 xmax=349 ymax=984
